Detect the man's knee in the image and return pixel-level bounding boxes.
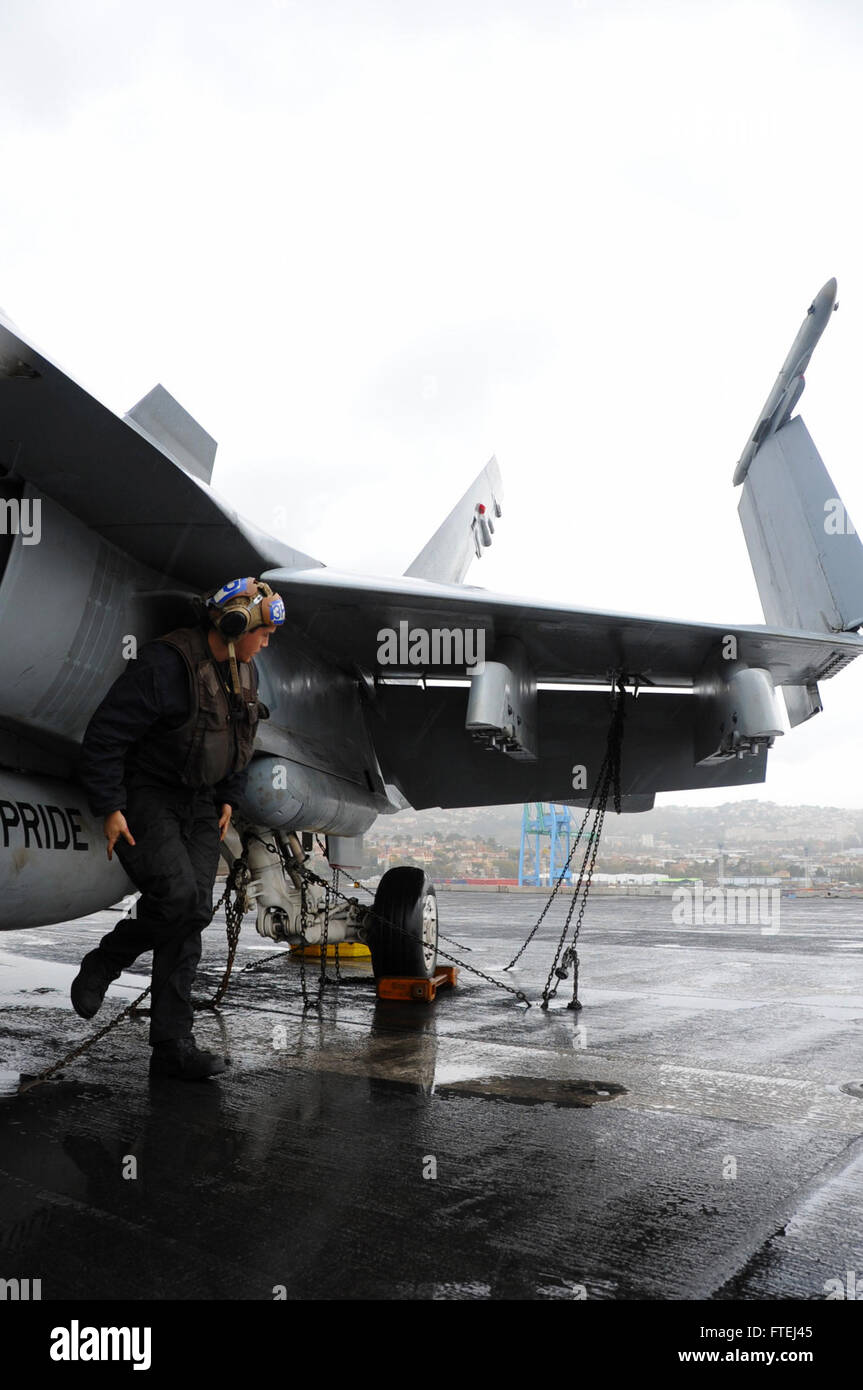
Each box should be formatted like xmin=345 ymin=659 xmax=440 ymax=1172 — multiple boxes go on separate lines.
xmin=139 ymin=871 xmax=200 ymax=927
xmin=173 ymin=880 xmax=201 ymax=921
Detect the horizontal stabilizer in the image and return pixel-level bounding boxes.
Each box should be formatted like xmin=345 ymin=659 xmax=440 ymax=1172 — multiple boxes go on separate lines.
xmin=405 ymin=457 xmax=503 ymax=585
xmin=125 ymin=384 xmax=217 ymax=485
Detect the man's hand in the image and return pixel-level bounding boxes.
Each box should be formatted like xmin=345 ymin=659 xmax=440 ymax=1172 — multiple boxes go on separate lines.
xmin=104 ymin=810 xmax=136 ymax=861
xmin=218 ymin=804 xmax=233 ymax=840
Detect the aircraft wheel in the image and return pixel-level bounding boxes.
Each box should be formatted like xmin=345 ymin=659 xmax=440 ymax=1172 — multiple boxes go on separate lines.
xmin=369 ymin=867 xmax=438 ymax=979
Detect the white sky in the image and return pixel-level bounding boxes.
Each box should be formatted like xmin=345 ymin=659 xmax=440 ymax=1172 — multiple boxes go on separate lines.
xmin=2 ymin=0 xmax=863 ymax=806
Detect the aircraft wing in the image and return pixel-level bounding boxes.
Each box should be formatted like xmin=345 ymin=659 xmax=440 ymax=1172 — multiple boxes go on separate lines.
xmin=261 ymin=566 xmax=862 ymax=687
xmin=259 ymin=566 xmax=863 ymax=809
xmin=0 ymin=309 xmax=321 ymax=588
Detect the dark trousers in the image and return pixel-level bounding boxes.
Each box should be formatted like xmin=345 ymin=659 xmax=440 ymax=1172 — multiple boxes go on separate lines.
xmin=97 ymin=784 xmax=222 ymax=1044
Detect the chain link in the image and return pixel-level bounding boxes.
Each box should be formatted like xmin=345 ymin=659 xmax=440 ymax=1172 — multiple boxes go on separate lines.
xmin=17 ymin=980 xmax=153 ymax=1095
xmin=317 ymin=873 xmax=331 ymax=1002
xmin=297 ymin=852 xmax=314 ymax=1010
xmin=332 ymin=868 xmax=341 ymax=986
xmin=198 ymin=847 xmax=251 ymax=1009
xmin=501 ymin=792 xmax=601 ymax=972
xmin=537 ymin=680 xmax=627 ymax=1009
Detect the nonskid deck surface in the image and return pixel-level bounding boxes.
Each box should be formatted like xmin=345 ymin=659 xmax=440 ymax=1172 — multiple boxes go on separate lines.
xmin=1 ymin=893 xmax=862 ymax=1301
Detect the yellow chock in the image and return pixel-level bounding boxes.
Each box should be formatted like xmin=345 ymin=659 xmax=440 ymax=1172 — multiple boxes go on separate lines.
xmin=290 ymin=942 xmax=371 ymax=959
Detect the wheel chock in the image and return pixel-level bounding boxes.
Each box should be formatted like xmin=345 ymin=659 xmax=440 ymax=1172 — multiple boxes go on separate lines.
xmin=376 ymin=967 xmax=458 ymax=1002
xmin=290 ymin=942 xmax=371 ymax=959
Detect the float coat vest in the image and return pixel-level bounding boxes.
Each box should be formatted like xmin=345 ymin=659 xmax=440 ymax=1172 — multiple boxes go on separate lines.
xmin=130 ymin=625 xmax=262 ymax=791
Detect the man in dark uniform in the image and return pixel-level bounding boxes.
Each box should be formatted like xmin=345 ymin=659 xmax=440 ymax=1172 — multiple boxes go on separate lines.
xmin=72 ymin=577 xmax=285 ymax=1080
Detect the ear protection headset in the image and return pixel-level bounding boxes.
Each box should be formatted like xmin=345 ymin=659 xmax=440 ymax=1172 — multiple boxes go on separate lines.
xmin=204 ymin=577 xmax=285 ymax=694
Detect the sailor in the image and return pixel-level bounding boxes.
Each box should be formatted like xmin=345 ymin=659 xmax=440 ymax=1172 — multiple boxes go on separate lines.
xmin=71 ymin=577 xmax=285 ymax=1080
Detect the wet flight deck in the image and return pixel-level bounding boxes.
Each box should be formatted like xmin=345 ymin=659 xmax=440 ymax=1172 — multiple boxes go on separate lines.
xmin=1 ymin=890 xmax=862 ymax=1314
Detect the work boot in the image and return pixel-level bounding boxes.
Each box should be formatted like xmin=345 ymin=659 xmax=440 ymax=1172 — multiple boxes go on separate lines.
xmin=149 ymin=1037 xmax=229 ymax=1081
xmin=70 ymin=949 xmax=123 ymax=1020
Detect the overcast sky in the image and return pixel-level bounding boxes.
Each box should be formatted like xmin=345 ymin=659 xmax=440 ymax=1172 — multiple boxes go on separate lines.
xmin=2 ymin=0 xmax=863 ymax=807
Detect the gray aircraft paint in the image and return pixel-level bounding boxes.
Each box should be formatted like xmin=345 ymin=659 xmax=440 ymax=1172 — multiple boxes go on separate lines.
xmin=1 ymin=284 xmax=862 ymax=932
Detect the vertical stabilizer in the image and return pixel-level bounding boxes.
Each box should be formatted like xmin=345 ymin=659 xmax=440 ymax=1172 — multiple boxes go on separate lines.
xmin=738 ymin=416 xmax=863 ymax=635
xmin=125 ymin=384 xmax=217 ymax=485
xmin=738 ymin=416 xmax=863 ymax=724
xmin=734 ymin=279 xmax=863 ymax=726
xmin=405 ymin=457 xmax=503 ymax=585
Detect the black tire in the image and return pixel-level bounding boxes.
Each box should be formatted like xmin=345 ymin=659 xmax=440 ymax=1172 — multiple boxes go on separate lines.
xmin=369 ymin=867 xmax=438 ymax=979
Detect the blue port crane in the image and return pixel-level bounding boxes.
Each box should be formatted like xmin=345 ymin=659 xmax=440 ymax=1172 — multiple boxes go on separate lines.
xmin=518 ymin=803 xmax=573 ymax=886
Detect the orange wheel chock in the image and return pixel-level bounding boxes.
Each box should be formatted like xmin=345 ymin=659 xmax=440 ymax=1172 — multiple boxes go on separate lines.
xmin=376 ymin=967 xmax=458 ymax=1002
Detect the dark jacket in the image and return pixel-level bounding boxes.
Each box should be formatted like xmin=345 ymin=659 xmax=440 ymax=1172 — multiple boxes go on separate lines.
xmin=78 ymin=626 xmax=263 ymax=818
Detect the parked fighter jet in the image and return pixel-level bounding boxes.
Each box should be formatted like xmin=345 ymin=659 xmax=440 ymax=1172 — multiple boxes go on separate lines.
xmin=1 ymin=280 xmax=862 ymax=975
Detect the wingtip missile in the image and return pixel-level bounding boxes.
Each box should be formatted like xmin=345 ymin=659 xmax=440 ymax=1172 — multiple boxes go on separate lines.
xmin=733 ymin=278 xmax=839 ymax=486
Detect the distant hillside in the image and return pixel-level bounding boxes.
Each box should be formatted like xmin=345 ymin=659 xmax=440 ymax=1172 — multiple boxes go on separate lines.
xmin=369 ymin=801 xmax=863 ymax=855
xmin=370 ymin=804 xmax=525 ymax=846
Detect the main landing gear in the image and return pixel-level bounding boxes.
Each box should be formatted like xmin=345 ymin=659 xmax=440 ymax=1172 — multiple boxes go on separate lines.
xmin=220 ymin=828 xmax=439 ymax=982
xmin=368 ymin=867 xmax=439 ymax=980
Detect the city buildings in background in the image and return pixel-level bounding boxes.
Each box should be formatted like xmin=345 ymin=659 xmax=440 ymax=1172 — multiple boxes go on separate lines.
xmin=359 ymin=801 xmax=863 ymax=890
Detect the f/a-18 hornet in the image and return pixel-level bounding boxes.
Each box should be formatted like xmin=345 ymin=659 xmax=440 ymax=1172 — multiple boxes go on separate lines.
xmin=1 ymin=279 xmax=861 ymax=975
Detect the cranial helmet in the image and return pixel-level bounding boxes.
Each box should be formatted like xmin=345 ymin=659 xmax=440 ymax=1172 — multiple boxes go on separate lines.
xmin=204 ymin=577 xmax=285 ymax=694
xmin=205 ymin=577 xmax=286 ymax=637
